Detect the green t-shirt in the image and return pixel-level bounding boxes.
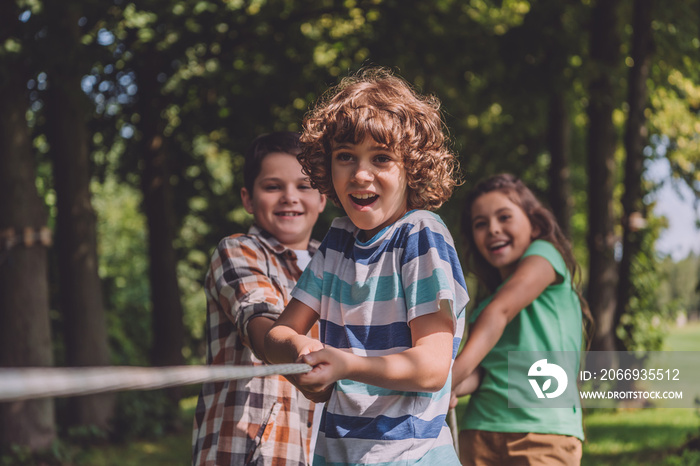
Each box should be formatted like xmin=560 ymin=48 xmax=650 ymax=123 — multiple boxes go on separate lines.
xmin=460 ymin=240 xmax=584 ymax=440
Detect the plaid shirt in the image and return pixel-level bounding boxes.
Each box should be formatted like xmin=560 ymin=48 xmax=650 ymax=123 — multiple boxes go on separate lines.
xmin=192 ymin=226 xmax=319 ymax=466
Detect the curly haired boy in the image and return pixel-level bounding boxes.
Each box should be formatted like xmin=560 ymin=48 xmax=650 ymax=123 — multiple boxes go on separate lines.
xmin=265 ymin=68 xmax=469 ymax=465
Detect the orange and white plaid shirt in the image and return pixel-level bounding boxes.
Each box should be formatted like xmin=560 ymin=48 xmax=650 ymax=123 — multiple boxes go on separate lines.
xmin=192 ymin=226 xmax=319 ymax=466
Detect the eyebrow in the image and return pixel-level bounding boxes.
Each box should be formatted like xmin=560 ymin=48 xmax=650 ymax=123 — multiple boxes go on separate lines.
xmin=332 ymin=143 xmax=389 ymax=152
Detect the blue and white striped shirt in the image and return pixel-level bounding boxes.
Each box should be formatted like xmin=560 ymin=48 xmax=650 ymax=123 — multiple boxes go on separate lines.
xmin=292 ymin=210 xmax=469 ymax=465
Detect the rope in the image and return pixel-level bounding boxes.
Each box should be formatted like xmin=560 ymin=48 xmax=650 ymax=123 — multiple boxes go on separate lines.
xmin=0 ymin=364 xmax=311 ymax=402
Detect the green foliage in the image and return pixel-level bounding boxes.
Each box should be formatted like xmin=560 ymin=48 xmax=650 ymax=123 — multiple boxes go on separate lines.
xmin=75 ymin=0 xmax=700 ymax=374
xmin=617 ymin=215 xmax=673 ymax=352
xmin=110 ymin=391 xmax=178 ymax=442
xmin=658 ymin=252 xmax=700 ymax=322
xmin=0 ymin=441 xmax=70 ymax=466
xmin=93 ymin=175 xmax=152 ymax=365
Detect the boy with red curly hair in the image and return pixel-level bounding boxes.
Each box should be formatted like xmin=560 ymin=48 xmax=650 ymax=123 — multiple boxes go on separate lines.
xmin=265 ymin=68 xmax=469 ymax=465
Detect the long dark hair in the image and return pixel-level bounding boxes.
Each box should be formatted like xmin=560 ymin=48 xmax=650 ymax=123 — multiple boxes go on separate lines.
xmin=461 ymin=173 xmax=594 ymax=335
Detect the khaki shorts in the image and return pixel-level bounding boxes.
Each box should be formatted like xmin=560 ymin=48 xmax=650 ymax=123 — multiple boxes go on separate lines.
xmin=459 ymin=429 xmax=582 ymax=466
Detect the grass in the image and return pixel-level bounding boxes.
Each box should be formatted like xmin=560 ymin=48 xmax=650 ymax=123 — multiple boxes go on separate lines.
xmin=52 ymin=322 xmax=700 ymax=465
xmin=58 ymin=397 xmax=197 ymax=466
xmin=582 ymin=408 xmax=700 ymax=465
xmin=581 ymin=320 xmax=700 ymax=465
xmin=662 ymin=321 xmax=700 ymax=351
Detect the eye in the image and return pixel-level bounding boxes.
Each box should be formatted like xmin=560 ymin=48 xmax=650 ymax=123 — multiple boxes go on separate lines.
xmin=334 ymin=151 xmax=353 ymax=162
xmin=373 ymin=153 xmax=392 ymax=164
xmin=472 ymin=220 xmax=486 ymax=230
xmin=262 ymin=183 xmax=281 ymax=191
xmin=498 ymin=214 xmax=511 ymax=222
xmin=298 ymin=183 xmax=313 ymax=190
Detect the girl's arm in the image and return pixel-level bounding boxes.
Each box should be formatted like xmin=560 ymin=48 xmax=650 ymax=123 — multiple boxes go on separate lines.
xmin=452 ymin=255 xmax=557 ymax=385
xmin=453 ymin=366 xmax=482 ymax=397
xmin=299 ymin=299 xmax=456 ymax=393
xmin=449 ymin=366 xmax=483 ymax=409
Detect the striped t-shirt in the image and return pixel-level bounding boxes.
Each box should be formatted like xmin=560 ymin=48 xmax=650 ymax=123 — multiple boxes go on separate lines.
xmin=292 ymin=210 xmax=469 ymax=465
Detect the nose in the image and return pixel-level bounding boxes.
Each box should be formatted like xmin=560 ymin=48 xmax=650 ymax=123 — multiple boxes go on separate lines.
xmin=281 ymin=186 xmax=300 ymax=204
xmin=352 ymin=160 xmax=374 ymax=183
xmin=488 ymin=219 xmax=501 ymax=235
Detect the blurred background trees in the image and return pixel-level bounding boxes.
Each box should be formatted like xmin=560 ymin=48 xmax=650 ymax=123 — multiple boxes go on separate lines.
xmin=1 ymin=0 xmax=698 ymax=455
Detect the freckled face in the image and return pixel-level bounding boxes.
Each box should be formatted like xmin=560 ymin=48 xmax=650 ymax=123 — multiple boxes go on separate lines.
xmin=471 ymin=190 xmax=534 ymax=279
xmin=241 ymin=152 xmax=326 ymax=250
xmin=331 ymin=138 xmax=408 ymax=241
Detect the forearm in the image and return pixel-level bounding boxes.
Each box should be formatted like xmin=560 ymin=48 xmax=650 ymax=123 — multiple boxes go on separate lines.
xmin=347 ymin=308 xmax=454 ymax=392
xmin=453 ymin=308 xmax=509 ymax=382
xmin=264 ymin=324 xmax=316 ymax=364
xmin=454 ymin=255 xmax=556 ymax=382
xmin=246 ymin=316 xmax=275 ymax=363
xmin=302 ymin=338 xmax=453 ymax=393
xmin=453 ymin=366 xmax=482 ymax=396
xmin=349 ymin=347 xmax=451 ymax=392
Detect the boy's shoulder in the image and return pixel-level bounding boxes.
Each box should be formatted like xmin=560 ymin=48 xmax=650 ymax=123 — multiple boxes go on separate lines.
xmin=402 ymin=210 xmax=452 ymax=239
xmin=405 ymin=209 xmax=445 ymax=226
xmin=216 ymin=226 xmax=281 ymax=256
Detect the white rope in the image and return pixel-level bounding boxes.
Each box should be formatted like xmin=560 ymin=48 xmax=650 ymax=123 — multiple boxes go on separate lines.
xmin=0 ymin=364 xmax=311 ymax=402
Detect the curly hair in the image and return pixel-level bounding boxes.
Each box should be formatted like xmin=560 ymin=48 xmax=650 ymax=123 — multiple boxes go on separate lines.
xmin=298 ymin=67 xmax=461 ymax=210
xmin=461 ymin=173 xmax=594 ymax=333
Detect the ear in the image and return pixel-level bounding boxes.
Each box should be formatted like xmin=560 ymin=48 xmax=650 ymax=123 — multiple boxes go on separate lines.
xmin=531 ymin=223 xmax=542 ymax=239
xmin=241 ymin=187 xmax=254 ymax=214
xmin=317 ymin=193 xmax=327 ymax=213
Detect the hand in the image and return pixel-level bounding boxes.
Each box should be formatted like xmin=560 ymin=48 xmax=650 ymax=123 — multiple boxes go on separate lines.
xmin=295 ymin=346 xmax=352 ymax=397
xmin=296 ymin=338 xmax=325 ymax=360
xmin=449 ymin=391 xmax=460 ymax=409
xmin=451 ymin=366 xmax=483 ymax=402
xmin=284 ymin=338 xmax=333 ymax=402
xmin=295 ymin=381 xmax=334 ymax=403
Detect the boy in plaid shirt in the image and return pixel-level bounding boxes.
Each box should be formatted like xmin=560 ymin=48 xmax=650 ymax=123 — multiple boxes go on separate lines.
xmin=192 ymin=132 xmax=326 ymax=466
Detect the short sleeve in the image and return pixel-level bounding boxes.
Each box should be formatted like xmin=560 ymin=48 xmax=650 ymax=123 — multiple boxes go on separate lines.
xmin=400 ymin=214 xmax=469 ymax=323
xmin=521 ymin=240 xmax=568 ymax=282
xmin=207 ymin=236 xmax=286 ymax=342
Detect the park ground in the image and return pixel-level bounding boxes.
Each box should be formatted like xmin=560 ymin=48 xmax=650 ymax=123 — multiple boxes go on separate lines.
xmin=53 ymin=322 xmax=700 ymax=465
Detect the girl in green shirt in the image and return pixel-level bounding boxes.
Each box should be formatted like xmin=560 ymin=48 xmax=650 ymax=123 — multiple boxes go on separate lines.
xmin=451 ymin=173 xmax=593 ymax=466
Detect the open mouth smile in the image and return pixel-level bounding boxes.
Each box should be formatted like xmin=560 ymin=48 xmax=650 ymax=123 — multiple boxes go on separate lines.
xmin=350 ymin=193 xmax=378 ymax=207
xmin=275 ymin=211 xmax=303 ymax=217
xmin=488 ymin=240 xmax=510 ymax=253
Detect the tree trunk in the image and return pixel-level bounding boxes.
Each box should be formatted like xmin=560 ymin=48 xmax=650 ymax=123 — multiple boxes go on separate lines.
xmin=616 ymin=0 xmax=654 ymax=350
xmin=586 ymin=0 xmax=621 ymax=353
xmin=43 ymin=2 xmax=115 ymax=430
xmin=542 ymin=2 xmax=573 ymax=239
xmin=547 ymin=93 xmax=572 ymax=238
xmin=0 ymin=51 xmax=56 ymax=450
xmin=136 ymin=49 xmax=185 ymax=387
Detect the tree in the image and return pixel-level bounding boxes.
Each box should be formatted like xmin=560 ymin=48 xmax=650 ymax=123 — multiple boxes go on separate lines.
xmin=43 ymin=0 xmax=115 ymax=430
xmin=616 ymin=0 xmax=654 ymax=350
xmin=135 ymin=45 xmax=186 ymax=376
xmin=0 ymin=1 xmax=56 ymax=450
xmin=586 ymin=0 xmax=622 ymax=353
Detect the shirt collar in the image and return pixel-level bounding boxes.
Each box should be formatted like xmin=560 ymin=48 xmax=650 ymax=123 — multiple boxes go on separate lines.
xmin=248 ymin=224 xmax=319 ymax=256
